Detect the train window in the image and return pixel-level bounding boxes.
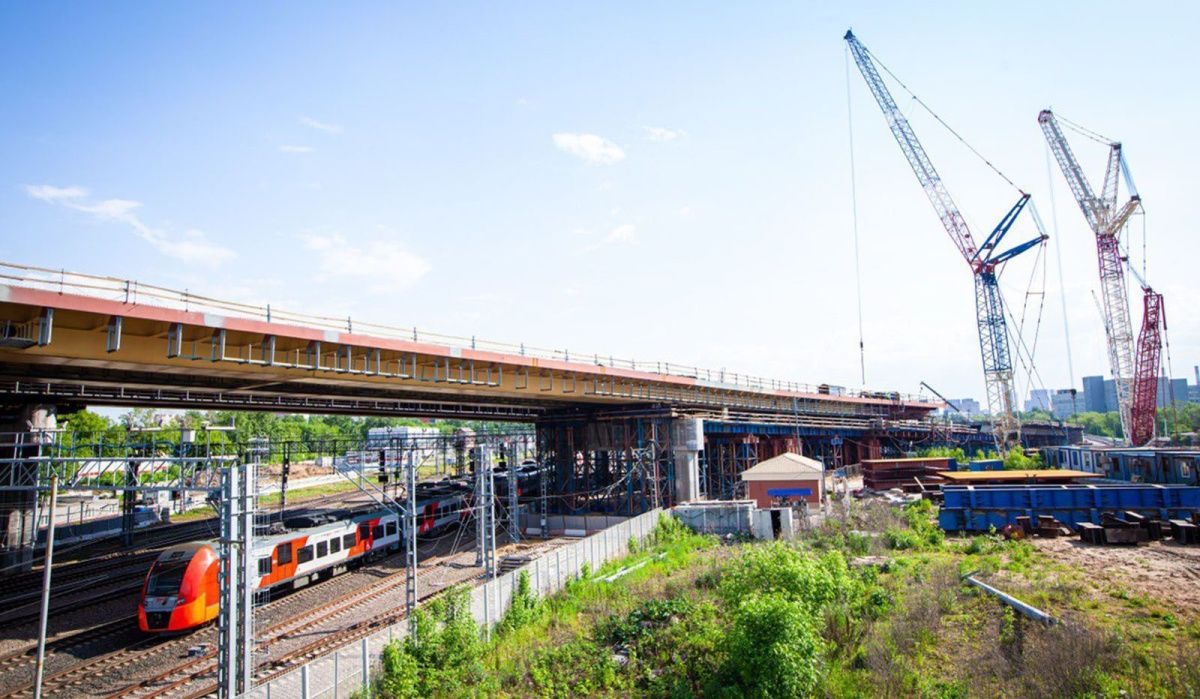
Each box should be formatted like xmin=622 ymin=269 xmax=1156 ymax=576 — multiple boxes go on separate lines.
xmin=385 ymin=521 xmax=397 ymax=537
xmin=258 ymin=558 xmax=272 ymax=576
xmin=330 ymin=538 xmax=341 ymax=554
xmin=317 ymin=541 xmax=328 ymax=558
xmin=373 ymin=525 xmax=384 ymax=540
xmin=146 ymin=561 xmax=188 ymax=596
xmin=343 ymin=533 xmax=356 ymax=549
xmin=297 ymin=546 xmax=314 ymax=564
xmin=359 ymin=523 xmax=371 ymax=541
xmin=275 ymin=544 xmax=292 ymax=565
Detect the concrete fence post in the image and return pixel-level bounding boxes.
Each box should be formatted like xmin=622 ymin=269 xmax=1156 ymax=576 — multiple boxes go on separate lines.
xmin=334 ymin=650 xmax=340 ymax=699
xmin=301 ymin=664 xmax=311 ymax=699
xmin=361 ymin=638 xmax=370 ymax=697
xmin=483 ymin=581 xmax=491 ymax=637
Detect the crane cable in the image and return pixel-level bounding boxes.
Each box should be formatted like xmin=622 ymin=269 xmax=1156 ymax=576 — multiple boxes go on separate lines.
xmin=858 ymin=42 xmax=1022 ymax=193
xmin=1045 ymin=141 xmax=1078 ymax=412
xmin=1055 ymin=112 xmax=1115 ymax=145
xmin=845 ymin=44 xmax=867 ymax=387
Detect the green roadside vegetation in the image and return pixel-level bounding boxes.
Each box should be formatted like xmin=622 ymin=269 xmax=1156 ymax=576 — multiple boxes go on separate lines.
xmin=363 ymin=504 xmax=1200 ymax=698
xmin=917 ymin=445 xmax=1044 ymax=470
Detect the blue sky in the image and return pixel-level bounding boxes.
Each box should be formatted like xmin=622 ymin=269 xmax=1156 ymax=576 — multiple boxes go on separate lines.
xmin=1 ymin=2 xmax=1197 ymax=404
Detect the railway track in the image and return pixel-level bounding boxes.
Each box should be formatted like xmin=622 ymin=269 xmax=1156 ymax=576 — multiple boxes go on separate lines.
xmin=0 ymin=489 xmax=446 ymax=698
xmin=101 ymin=555 xmax=454 ymax=699
xmin=0 ymin=489 xmax=365 ymax=620
xmin=113 ymin=539 xmax=562 ymax=699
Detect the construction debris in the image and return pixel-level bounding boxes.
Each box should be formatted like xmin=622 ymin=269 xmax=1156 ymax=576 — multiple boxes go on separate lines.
xmin=860 ymin=457 xmax=952 ymax=492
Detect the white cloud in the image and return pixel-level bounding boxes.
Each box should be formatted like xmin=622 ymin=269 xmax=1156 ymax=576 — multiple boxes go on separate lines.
xmin=643 ymin=126 xmax=686 ymax=142
xmin=299 ymin=116 xmax=343 ymax=134
xmin=552 ymin=133 xmax=625 ymax=165
xmin=605 ymin=224 xmax=636 ymax=244
xmin=24 ymin=184 xmax=235 ymax=266
xmin=679 ymin=205 xmax=693 ymax=216
xmin=24 ymin=184 xmax=89 ymax=202
xmin=581 ymin=223 xmax=637 ymax=252
xmin=302 ymin=233 xmax=430 ymax=291
xmin=280 ymin=144 xmax=314 ymax=154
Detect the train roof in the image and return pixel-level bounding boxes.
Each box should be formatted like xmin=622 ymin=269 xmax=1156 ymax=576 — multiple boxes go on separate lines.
xmin=154 ymin=541 xmax=211 ymax=562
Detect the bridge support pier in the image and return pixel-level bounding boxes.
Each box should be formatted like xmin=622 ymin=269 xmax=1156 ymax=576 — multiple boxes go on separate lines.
xmin=0 ymin=404 xmax=56 ymax=576
xmin=672 ymin=418 xmax=702 ymax=503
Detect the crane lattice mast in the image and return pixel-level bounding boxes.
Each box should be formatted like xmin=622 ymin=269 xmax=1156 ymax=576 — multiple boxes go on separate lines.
xmin=845 ymin=30 xmax=1046 ymax=452
xmin=1038 ymin=110 xmax=1158 ymax=444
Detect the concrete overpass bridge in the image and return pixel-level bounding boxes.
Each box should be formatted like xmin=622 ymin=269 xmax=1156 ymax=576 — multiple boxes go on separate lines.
xmin=0 ymin=262 xmax=973 ymax=569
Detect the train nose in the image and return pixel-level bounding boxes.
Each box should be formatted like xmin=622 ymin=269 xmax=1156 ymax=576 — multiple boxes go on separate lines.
xmin=144 ymin=610 xmax=173 ymax=630
xmin=141 ymin=596 xmax=179 ymax=630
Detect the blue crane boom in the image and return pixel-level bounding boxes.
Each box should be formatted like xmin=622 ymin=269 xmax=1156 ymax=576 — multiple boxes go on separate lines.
xmin=844 ymin=30 xmax=1047 ymax=451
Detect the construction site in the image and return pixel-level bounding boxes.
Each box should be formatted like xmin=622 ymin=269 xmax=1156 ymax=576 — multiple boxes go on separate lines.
xmin=0 ymin=7 xmax=1197 ymax=699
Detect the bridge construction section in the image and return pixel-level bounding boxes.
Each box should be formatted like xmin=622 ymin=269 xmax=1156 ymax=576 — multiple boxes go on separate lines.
xmin=0 ymin=262 xmax=978 ymax=571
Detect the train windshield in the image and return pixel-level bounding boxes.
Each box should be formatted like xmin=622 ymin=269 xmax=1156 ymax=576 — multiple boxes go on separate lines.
xmin=146 ymin=561 xmax=189 ymax=596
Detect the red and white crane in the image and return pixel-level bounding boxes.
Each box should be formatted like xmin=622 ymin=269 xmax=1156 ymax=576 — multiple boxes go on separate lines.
xmin=1038 ymin=110 xmax=1164 ymax=445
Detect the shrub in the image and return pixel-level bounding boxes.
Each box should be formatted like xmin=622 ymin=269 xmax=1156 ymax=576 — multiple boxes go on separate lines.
xmin=595 ymin=597 xmax=693 ymax=647
xmin=718 ymin=543 xmax=841 ymax=612
xmin=496 ymin=570 xmax=539 ymax=636
xmin=724 ymin=595 xmax=825 ymax=698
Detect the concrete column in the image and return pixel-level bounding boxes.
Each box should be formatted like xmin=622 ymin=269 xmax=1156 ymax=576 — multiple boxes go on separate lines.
xmin=1 ymin=404 xmax=56 ymax=575
xmin=672 ymin=418 xmax=703 ymax=503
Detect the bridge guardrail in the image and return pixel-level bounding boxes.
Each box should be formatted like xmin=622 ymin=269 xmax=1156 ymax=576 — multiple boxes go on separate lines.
xmin=0 ymin=261 xmax=936 ymax=405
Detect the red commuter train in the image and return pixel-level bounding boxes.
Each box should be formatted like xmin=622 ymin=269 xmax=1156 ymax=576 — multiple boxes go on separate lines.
xmin=139 ymin=487 xmax=467 ymax=633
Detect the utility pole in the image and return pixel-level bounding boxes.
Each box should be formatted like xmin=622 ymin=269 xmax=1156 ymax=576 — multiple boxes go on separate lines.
xmin=218 ymin=459 xmax=255 ymax=698
xmin=404 ymin=447 xmax=418 ymax=637
xmin=540 ymin=449 xmax=549 ymax=542
xmin=507 ymin=444 xmax=519 ymax=544
xmin=473 ymin=445 xmax=496 ymax=578
xmin=33 ymin=474 xmax=58 ymax=699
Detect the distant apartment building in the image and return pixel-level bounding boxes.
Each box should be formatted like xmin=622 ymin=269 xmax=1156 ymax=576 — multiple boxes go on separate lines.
xmin=1156 ymin=376 xmax=1190 ymax=408
xmin=1025 ymin=389 xmax=1051 ymax=413
xmin=946 ymin=398 xmax=981 ymax=416
xmin=1079 ymin=373 xmax=1196 ymax=412
xmin=1051 ymin=389 xmax=1080 ymax=419
xmin=1081 ymin=375 xmax=1108 ymax=413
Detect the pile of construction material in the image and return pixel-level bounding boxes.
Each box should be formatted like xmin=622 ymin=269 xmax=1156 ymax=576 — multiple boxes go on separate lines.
xmin=1077 ymin=511 xmax=1200 ymax=546
xmin=1006 ymin=515 xmax=1072 ymax=539
xmin=860 ymin=457 xmax=953 ymax=492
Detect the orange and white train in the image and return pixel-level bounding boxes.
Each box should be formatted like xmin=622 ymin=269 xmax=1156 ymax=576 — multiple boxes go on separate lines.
xmin=139 ymin=487 xmax=467 ymax=633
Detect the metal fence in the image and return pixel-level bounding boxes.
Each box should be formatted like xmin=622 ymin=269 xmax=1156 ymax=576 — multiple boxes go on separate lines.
xmin=241 ymin=508 xmax=664 ymax=699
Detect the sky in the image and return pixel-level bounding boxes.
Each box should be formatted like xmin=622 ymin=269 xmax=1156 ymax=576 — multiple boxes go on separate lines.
xmin=1 ymin=1 xmax=1197 ymax=407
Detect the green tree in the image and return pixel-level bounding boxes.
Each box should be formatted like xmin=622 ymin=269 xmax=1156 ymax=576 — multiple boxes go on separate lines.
xmin=1070 ymin=411 xmax=1123 ymax=438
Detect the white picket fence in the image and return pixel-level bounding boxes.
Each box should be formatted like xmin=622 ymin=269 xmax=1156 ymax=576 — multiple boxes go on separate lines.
xmin=242 ymin=508 xmax=664 ymax=699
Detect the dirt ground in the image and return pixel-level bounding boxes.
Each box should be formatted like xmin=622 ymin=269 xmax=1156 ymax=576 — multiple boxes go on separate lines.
xmin=1034 ymin=537 xmax=1200 ymax=615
